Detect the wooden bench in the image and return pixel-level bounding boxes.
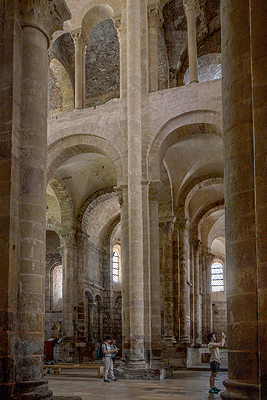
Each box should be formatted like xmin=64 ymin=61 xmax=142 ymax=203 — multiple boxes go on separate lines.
xmin=44 ymin=363 xmax=103 ymax=379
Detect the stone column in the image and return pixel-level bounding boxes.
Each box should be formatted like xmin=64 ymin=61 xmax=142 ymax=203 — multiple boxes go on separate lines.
xmin=71 ymin=28 xmax=88 ymax=109
xmin=148 ymin=5 xmax=161 ymax=92
xmin=148 ymin=182 xmax=164 ymax=367
xmin=115 ymin=185 xmax=130 ymax=360
xmin=201 ymin=248 xmax=207 ymax=341
xmin=75 ymin=231 xmax=87 ymax=344
xmin=60 ymin=230 xmax=76 ymax=339
xmin=14 ymin=1 xmax=70 ymax=399
xmin=161 ymin=221 xmax=176 ymax=344
xmin=0 ymin=1 xmax=20 ymax=398
xmin=192 ymin=240 xmax=202 ymax=345
xmin=251 ymin=1 xmax=267 ymax=397
xmin=178 ymin=217 xmax=190 ymax=343
xmin=126 ymin=0 xmax=146 ymax=370
xmin=183 ymin=0 xmax=199 ymax=84
xmin=221 ymin=1 xmax=267 ymax=398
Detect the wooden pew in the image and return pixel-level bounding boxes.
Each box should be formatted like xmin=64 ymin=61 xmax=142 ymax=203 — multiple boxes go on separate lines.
xmin=44 ymin=363 xmax=104 ymax=379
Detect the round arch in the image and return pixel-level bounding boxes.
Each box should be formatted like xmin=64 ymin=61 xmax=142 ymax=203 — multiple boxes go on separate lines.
xmin=47 ymin=135 xmax=124 ymax=184
xmin=147 ymin=110 xmax=222 ymax=181
xmin=49 ymin=58 xmax=74 ymax=113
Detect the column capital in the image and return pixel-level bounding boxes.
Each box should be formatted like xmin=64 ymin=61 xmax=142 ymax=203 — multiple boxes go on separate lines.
xmin=71 ymin=27 xmax=89 ymax=49
xmin=114 ymin=184 xmax=127 ymax=207
xmin=60 ymin=229 xmax=76 ymax=246
xmin=114 ymin=16 xmax=122 ymax=40
xmin=177 ymin=215 xmax=189 ymax=232
xmin=160 ymin=219 xmax=175 ymax=234
xmin=191 ymin=238 xmax=201 ymax=252
xmin=148 ymin=4 xmax=163 ymax=30
xmin=183 ymin=0 xmax=200 ymax=14
xmin=20 ymin=0 xmax=71 ymax=43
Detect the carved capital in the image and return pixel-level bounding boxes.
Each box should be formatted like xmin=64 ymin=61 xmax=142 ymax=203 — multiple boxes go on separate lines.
xmin=183 ymin=0 xmax=200 ymax=14
xmin=206 ymin=252 xmax=215 ymax=267
xmin=114 ymin=185 xmax=127 ymax=207
xmin=191 ymin=239 xmax=201 ymax=253
xmin=148 ymin=5 xmax=163 ymax=29
xmin=71 ymin=28 xmax=89 ymax=49
xmin=60 ymin=229 xmax=76 ymax=246
xmin=177 ymin=216 xmax=190 ymax=233
xmin=20 ymin=0 xmax=71 ymax=42
xmin=114 ymin=17 xmax=122 ymax=33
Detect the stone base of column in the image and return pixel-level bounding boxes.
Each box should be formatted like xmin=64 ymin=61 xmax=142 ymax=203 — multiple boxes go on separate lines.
xmin=220 ymin=380 xmax=259 ymax=400
xmin=114 ymin=360 xmax=173 ymax=380
xmin=162 ymin=336 xmax=177 ymax=345
xmin=179 ymin=335 xmax=190 ymax=344
xmin=162 ymin=345 xmax=187 ymax=369
xmin=12 ymin=380 xmax=53 ymax=400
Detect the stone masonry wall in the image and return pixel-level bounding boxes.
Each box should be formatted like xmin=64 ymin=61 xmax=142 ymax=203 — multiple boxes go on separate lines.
xmin=85 ymin=19 xmax=120 ymax=108
xmin=212 ymin=300 xmax=227 ymax=335
xmin=49 ymin=69 xmax=63 ymax=117
xmin=158 ymin=27 xmax=169 ymax=90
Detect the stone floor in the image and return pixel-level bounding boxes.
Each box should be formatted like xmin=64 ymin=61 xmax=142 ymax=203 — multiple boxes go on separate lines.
xmin=48 ymin=369 xmax=228 ymax=400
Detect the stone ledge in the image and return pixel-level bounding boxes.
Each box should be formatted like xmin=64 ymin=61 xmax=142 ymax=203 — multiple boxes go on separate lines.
xmin=53 ymin=397 xmax=82 ymax=400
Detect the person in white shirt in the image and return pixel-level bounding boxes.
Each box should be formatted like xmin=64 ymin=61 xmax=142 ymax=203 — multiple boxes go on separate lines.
xmin=207 ymin=332 xmax=226 ymax=394
xmin=102 ymin=335 xmax=118 ymax=382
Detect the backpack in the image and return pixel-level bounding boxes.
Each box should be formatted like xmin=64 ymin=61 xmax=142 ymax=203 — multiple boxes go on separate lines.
xmin=97 ymin=343 xmax=106 ymax=359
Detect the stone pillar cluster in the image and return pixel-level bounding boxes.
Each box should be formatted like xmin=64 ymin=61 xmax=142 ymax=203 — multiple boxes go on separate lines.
xmin=161 ymin=221 xmax=176 ymax=345
xmin=125 ymin=0 xmax=146 ymax=371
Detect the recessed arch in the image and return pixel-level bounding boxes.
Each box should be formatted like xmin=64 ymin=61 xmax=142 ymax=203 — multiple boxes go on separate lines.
xmin=195 ymin=203 xmax=225 ymax=246
xmin=147 ymin=110 xmax=222 ymax=181
xmin=82 ymin=4 xmax=115 ymax=38
xmin=47 ymin=135 xmax=124 ymax=185
xmin=49 ymin=58 xmax=74 ymax=113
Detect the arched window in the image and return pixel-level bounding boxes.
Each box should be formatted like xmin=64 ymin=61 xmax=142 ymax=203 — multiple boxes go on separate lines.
xmin=211 ymin=262 xmax=224 ymax=292
xmin=112 ymin=248 xmax=119 ymax=282
xmin=51 ymin=264 xmax=63 ymax=310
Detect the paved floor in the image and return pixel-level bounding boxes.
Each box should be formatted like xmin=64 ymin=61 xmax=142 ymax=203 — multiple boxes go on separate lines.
xmin=48 ymin=369 xmax=227 ymax=400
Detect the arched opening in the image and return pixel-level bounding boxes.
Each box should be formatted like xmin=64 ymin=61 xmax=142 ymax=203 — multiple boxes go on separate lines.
xmin=211 ymin=261 xmax=224 ymax=292
xmin=112 ymin=245 xmax=121 ymax=283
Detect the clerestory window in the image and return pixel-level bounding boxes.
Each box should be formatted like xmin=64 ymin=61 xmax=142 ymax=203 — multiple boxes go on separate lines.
xmin=211 ymin=262 xmax=224 ymax=292
xmin=112 ymin=249 xmax=119 ymax=282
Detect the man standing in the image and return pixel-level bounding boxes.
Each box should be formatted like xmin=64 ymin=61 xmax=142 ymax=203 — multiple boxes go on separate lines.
xmin=102 ymin=335 xmax=118 ymax=382
xmin=111 ymin=339 xmax=119 ymax=366
xmin=207 ymin=332 xmax=226 ymax=393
